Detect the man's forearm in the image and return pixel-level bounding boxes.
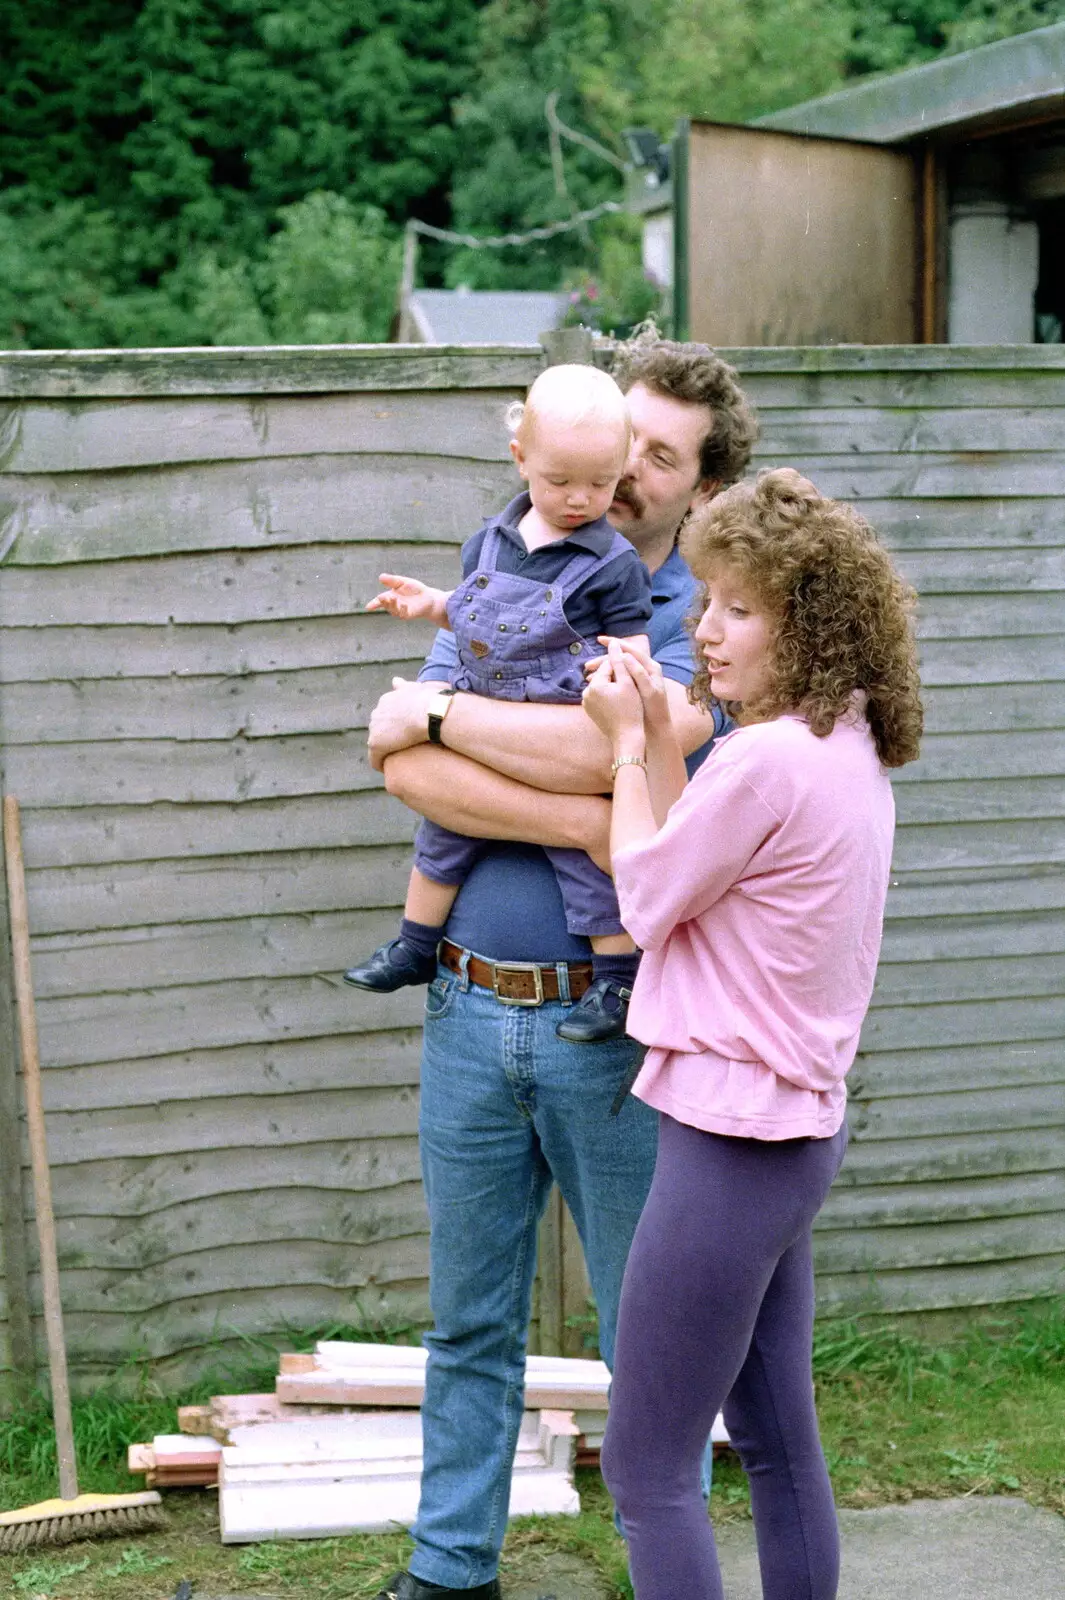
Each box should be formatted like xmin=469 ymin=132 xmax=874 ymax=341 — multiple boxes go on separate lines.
xmin=439 ymin=680 xmax=714 ymax=794
xmin=383 ymin=745 xmax=612 ymax=867
xmin=439 ymin=694 xmax=614 ymax=793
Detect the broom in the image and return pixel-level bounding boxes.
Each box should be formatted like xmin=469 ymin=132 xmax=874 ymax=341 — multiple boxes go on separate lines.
xmin=0 ymin=795 xmax=166 ymax=1552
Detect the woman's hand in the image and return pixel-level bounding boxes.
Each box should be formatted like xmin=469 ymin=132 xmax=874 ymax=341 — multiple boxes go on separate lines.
xmin=582 ymin=639 xmax=647 ymax=753
xmin=600 ymin=636 xmax=674 ymax=741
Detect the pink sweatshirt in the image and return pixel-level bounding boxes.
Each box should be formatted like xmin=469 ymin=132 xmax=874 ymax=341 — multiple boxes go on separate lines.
xmin=613 ymin=710 xmax=895 ymax=1140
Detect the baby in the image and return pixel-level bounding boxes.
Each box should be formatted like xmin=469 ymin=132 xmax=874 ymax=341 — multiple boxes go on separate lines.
xmin=344 ymin=363 xmax=651 ymax=1042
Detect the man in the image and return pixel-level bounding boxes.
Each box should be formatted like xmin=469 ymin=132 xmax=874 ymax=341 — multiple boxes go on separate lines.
xmin=366 ymin=332 xmax=758 ymax=1600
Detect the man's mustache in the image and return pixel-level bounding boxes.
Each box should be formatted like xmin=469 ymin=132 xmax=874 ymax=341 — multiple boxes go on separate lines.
xmin=612 ymin=478 xmax=645 ymax=516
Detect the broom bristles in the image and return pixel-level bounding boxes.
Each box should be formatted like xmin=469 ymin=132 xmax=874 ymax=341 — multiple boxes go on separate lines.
xmin=0 ymin=1492 xmax=166 ymax=1552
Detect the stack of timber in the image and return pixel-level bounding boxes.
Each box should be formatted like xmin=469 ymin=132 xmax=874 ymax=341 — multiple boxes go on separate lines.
xmin=128 ymin=1434 xmax=223 ymax=1488
xmin=276 ymin=1339 xmax=730 ymax=1458
xmin=218 ymin=1408 xmax=581 ymax=1543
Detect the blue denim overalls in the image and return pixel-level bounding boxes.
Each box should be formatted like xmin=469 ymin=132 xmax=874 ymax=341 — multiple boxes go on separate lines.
xmin=413 ymin=525 xmax=647 ymax=936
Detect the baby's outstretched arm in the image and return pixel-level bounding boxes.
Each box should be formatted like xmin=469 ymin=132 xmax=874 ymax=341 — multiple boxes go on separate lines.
xmin=367 ymin=573 xmax=452 ymax=628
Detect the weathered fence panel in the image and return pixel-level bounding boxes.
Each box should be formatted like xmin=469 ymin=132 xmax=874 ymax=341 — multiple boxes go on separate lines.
xmin=0 ymin=343 xmax=1062 ymax=1395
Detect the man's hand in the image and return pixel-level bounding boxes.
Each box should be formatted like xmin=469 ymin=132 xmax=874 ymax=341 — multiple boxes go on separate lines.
xmin=367 ymin=573 xmax=451 ymax=626
xmin=368 ymin=677 xmax=440 ymax=770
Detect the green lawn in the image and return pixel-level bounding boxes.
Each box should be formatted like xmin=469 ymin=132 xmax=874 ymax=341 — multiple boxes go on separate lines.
xmin=1 ymin=1303 xmax=1063 ymax=1598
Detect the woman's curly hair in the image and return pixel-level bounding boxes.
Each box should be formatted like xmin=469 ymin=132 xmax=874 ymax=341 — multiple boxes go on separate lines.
xmin=682 ymin=468 xmax=923 ymax=769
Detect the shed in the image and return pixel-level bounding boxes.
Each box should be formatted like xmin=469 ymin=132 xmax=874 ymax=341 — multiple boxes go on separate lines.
xmin=401 ymin=289 xmax=570 ymax=345
xmin=670 ymin=22 xmax=1065 ymax=346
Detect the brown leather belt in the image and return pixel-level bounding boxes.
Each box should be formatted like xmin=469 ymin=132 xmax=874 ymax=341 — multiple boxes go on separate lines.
xmin=440 ymin=938 xmax=593 ymax=1006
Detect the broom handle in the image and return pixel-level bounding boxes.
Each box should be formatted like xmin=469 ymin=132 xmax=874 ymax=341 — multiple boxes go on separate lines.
xmin=2 ymin=796 xmax=79 ymax=1501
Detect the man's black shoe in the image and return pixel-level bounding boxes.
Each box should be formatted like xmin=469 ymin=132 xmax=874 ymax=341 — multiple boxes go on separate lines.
xmin=372 ymin=1572 xmax=501 ymax=1600
xmin=555 ymin=977 xmax=631 ymax=1043
xmin=343 ymin=937 xmax=438 ymax=992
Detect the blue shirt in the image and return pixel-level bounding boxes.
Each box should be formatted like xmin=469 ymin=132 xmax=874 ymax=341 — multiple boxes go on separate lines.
xmin=417 ymin=542 xmax=728 ymax=962
xmin=460 ymin=492 xmax=652 ymax=641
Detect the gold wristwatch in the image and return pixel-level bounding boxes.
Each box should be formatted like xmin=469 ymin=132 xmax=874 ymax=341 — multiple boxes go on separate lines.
xmin=426 ymin=688 xmax=457 ymax=744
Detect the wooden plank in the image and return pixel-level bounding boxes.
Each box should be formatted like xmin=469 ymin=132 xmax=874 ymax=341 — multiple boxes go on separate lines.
xmin=816 ymin=1252 xmax=1065 ymax=1318
xmin=837 ymin=1125 xmax=1065 ymax=1186
xmin=884 ymin=868 xmax=1065 ymax=921
xmin=707 ymin=452 xmax=1065 ymax=503
xmin=46 ymin=1184 xmax=428 ymax=1272
xmin=892 ymin=546 xmax=1065 ymax=592
xmin=862 ymin=993 xmax=1065 ymax=1051
xmin=2 ymin=391 xmax=516 ymax=474
xmin=34 ymin=974 xmax=426 ymax=1068
xmin=814 ymin=1210 xmax=1065 ymax=1275
xmin=818 ymin=1168 xmax=1065 ymax=1230
xmin=915 ymin=591 xmax=1065 ymax=638
xmin=39 ymin=1028 xmax=423 ymax=1114
xmin=849 ymin=1083 xmax=1065 ymax=1143
xmin=849 ymin=1038 xmax=1065 ymax=1099
xmin=2 ymin=732 xmax=381 ymax=808
xmin=916 ymin=636 xmax=1065 ymax=685
xmin=870 ymin=952 xmax=1065 ymax=1008
xmin=894 ymin=778 xmax=1065 ymax=825
xmin=1 ymin=661 xmax=407 ymax=743
xmin=22 ymin=846 xmax=409 ymax=935
xmin=0 ymin=784 xmax=35 ymax=1396
xmin=49 ymin=1232 xmax=431 ymax=1313
xmin=20 ymin=792 xmax=414 ymax=871
xmin=754 ymin=406 xmax=1065 ymax=455
xmin=880 ymin=909 xmax=1065 ymax=965
xmin=0 ymin=454 xmax=516 ymax=564
xmin=30 ymin=910 xmax=411 ymax=999
xmin=866 ymin=497 xmax=1065 ymax=550
xmin=60 ymin=1280 xmax=433 ymax=1375
xmin=891 ymin=730 xmax=1065 ymax=782
xmin=891 ymin=819 xmax=1065 ymax=873
xmin=39 ymin=1085 xmax=420 ymax=1166
xmin=48 ymin=1138 xmax=423 ymax=1218
xmin=0 ymin=346 xmax=545 ymax=400
xmin=920 ymin=681 xmax=1065 ymax=734
xmin=0 ymin=543 xmax=459 ymax=627
xmin=2 ymin=613 xmax=440 ymax=682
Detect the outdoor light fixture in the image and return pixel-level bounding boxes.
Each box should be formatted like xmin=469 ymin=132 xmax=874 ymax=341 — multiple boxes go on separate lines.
xmin=622 ymin=128 xmax=671 ymax=183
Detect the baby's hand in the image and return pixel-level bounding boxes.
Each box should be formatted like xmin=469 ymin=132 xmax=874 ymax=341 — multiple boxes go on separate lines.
xmin=366 ymin=574 xmax=451 ymax=625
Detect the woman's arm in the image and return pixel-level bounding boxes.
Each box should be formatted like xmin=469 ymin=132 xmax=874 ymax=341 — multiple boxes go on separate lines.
xmin=603 ymin=637 xmax=689 ymax=827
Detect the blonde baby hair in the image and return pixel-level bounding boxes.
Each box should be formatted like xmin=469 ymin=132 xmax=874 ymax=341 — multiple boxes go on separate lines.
xmin=505 ymin=363 xmax=631 ymax=453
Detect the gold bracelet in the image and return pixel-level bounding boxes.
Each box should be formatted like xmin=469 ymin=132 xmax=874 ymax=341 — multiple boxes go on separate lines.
xmin=611 ymin=754 xmax=648 ymax=781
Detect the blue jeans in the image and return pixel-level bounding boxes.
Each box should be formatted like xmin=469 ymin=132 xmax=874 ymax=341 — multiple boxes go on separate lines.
xmin=410 ymin=963 xmax=658 ymax=1589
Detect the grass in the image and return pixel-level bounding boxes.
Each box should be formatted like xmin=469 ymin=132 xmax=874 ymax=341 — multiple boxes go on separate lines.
xmin=0 ymin=1302 xmax=1062 ymax=1598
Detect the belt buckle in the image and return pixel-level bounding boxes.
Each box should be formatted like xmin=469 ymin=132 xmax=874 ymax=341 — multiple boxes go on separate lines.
xmin=492 ymin=960 xmax=546 ymax=1006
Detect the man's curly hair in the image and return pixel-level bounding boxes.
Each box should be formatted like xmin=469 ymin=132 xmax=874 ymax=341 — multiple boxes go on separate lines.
xmin=682 ymin=468 xmax=923 ymax=769
xmin=611 ymin=323 xmax=758 ymax=487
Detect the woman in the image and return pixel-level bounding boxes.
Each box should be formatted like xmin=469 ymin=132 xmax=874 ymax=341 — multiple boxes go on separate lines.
xmin=583 ymin=468 xmax=922 ymax=1600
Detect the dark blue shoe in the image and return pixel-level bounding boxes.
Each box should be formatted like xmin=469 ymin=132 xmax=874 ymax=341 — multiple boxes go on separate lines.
xmin=373 ymin=1574 xmax=501 ymax=1600
xmin=343 ymin=938 xmax=438 ymax=992
xmin=555 ymin=977 xmax=631 ymax=1043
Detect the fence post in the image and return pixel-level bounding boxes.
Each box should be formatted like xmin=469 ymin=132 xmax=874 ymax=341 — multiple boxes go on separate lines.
xmin=0 ymin=777 xmax=35 ymax=1406
xmin=540 ymin=326 xmax=595 ymax=367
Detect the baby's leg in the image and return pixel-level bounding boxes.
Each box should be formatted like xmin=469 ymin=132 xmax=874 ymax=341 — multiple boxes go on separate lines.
xmin=405 ymin=867 xmax=460 ymax=928
xmin=545 ymin=850 xmax=640 ymax=1043
xmin=344 ymin=865 xmax=460 ymax=994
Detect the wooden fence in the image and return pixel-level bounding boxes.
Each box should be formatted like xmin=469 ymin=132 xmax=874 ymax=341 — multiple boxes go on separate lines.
xmin=0 ymin=343 xmax=1062 ymax=1397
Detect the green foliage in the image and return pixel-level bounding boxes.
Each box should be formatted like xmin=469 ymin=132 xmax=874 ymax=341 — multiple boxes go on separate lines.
xmin=3 ymin=0 xmax=1064 ymax=345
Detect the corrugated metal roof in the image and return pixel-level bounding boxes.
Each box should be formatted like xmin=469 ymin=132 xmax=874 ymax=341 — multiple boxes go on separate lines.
xmin=755 ymin=21 xmax=1065 ymax=145
xmin=409 ymin=289 xmax=570 ymax=344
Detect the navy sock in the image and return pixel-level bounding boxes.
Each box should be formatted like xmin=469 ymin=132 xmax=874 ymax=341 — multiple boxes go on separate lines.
xmin=591 ymin=951 xmax=640 ymax=990
xmin=400 ymin=917 xmax=445 ymax=960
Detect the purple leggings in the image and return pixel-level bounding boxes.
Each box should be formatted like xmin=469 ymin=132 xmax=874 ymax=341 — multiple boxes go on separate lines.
xmin=601 ymin=1114 xmax=848 ymax=1600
